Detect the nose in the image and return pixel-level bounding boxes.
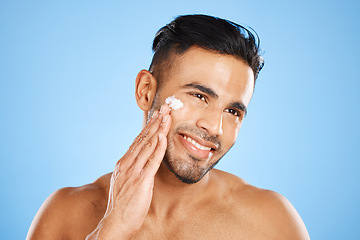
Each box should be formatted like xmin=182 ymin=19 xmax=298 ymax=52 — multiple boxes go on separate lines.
xmin=196 ymin=110 xmax=223 ymax=136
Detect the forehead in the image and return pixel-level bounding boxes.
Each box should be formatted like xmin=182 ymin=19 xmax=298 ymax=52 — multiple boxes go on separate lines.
xmin=162 ymin=47 xmax=255 ymax=106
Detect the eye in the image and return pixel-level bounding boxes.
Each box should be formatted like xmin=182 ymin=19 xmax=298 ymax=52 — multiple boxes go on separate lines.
xmin=189 ymin=92 xmax=207 ymax=103
xmin=225 ymin=108 xmax=242 ymax=118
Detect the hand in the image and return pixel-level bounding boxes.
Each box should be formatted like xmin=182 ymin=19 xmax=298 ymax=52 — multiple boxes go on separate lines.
xmin=86 ymin=105 xmax=172 ymax=239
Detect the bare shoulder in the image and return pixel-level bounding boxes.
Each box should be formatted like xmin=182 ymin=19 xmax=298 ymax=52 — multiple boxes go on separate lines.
xmin=212 ymin=169 xmax=310 ymax=240
xmin=249 ymin=188 xmax=310 ymax=240
xmin=26 ymin=173 xmax=112 ymax=240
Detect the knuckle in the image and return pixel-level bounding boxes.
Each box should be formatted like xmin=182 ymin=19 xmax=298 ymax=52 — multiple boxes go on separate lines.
xmin=134 ymin=134 xmax=144 ymax=143
xmin=148 ymin=155 xmax=155 ymax=162
xmin=144 ymin=140 xmax=152 ymax=148
xmin=142 ymin=134 xmax=150 ymax=142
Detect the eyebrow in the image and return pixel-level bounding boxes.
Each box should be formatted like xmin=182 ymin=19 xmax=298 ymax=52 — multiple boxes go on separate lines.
xmin=183 ymin=83 xmax=218 ymax=99
xmin=230 ymin=102 xmax=248 ymax=117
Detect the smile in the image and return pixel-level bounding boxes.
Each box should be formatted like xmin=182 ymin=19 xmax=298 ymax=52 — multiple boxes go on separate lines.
xmin=183 ymin=135 xmax=211 ymax=151
xmin=177 ymin=133 xmax=216 ymax=160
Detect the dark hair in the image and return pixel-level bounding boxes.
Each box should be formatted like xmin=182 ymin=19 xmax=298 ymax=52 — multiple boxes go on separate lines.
xmin=149 ymin=14 xmax=264 ymax=86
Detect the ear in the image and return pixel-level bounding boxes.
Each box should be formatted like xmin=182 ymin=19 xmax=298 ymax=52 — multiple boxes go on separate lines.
xmin=135 ymin=69 xmax=158 ymax=111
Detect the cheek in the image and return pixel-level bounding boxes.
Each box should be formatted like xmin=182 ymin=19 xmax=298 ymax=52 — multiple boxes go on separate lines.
xmin=168 ymin=98 xmax=201 ymax=123
xmin=223 ymin=117 xmax=242 ymax=143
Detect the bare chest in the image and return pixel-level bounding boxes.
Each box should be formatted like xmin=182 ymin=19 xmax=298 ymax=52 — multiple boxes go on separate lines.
xmin=131 ymin=208 xmax=275 ymax=240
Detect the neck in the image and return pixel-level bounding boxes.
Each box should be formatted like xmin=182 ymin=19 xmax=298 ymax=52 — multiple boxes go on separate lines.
xmin=150 ymin=163 xmax=212 ymax=218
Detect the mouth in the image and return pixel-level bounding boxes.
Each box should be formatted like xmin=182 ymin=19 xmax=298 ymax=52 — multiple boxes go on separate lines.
xmin=178 ymin=133 xmax=217 ymax=160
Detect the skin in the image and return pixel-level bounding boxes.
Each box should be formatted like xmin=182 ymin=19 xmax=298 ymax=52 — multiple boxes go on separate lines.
xmin=27 ymin=47 xmax=310 ymax=240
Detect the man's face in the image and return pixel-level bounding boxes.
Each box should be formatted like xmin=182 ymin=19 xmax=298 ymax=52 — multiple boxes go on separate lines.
xmin=150 ymin=47 xmax=254 ymax=184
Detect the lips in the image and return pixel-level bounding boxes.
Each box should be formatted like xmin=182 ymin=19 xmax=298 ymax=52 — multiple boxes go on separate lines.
xmin=178 ymin=133 xmax=216 ymax=160
xmin=183 ymin=135 xmax=211 ymax=150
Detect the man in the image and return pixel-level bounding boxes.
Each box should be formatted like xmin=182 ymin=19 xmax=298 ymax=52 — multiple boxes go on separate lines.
xmin=27 ymin=15 xmax=310 ymax=239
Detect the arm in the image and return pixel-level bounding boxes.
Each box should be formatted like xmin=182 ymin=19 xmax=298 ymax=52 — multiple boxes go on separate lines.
xmin=86 ymin=105 xmax=171 ymax=239
xmin=27 ymin=105 xmax=171 ymax=240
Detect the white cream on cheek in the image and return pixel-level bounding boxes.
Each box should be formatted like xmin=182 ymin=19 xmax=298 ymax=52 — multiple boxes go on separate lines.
xmin=165 ymin=95 xmax=184 ymax=110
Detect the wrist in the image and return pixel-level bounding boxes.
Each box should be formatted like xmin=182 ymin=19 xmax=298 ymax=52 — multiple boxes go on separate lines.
xmin=95 ymin=213 xmax=136 ymax=240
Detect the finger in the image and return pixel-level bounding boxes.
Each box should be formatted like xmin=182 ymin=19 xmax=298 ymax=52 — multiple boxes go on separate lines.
xmin=129 ymin=135 xmax=159 ymax=175
xmin=128 ymin=111 xmax=172 ymax=175
xmin=142 ymin=133 xmax=168 ymax=178
xmin=114 ymin=111 xmax=162 ymax=174
xmin=128 ymin=110 xmax=160 ymax=153
xmin=126 ymin=105 xmax=170 ymax=159
xmin=141 ymin=114 xmax=172 ymax=176
xmin=113 ymin=105 xmax=171 ymax=177
xmin=129 ymin=105 xmax=169 ymax=152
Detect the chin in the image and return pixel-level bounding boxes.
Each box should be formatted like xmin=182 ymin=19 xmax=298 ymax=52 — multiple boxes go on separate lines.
xmin=163 ymin=124 xmax=226 ymax=184
xmin=162 ymin=150 xmax=221 ymax=184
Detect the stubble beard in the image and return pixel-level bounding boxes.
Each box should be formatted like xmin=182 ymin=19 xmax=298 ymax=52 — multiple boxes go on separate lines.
xmin=162 ymin=134 xmax=223 ymax=184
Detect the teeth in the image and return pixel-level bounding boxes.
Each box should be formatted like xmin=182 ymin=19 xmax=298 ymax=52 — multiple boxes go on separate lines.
xmin=183 ymin=135 xmax=211 ymax=151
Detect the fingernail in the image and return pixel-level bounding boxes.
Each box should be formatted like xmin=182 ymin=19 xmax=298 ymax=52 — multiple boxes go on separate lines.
xmin=159 ymin=105 xmax=165 ymax=113
xmin=152 ymin=111 xmax=158 ymax=118
xmin=162 ymin=115 xmax=168 ymax=123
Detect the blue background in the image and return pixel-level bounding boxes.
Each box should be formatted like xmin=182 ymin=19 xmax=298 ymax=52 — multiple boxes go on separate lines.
xmin=1 ymin=0 xmax=359 ymax=239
